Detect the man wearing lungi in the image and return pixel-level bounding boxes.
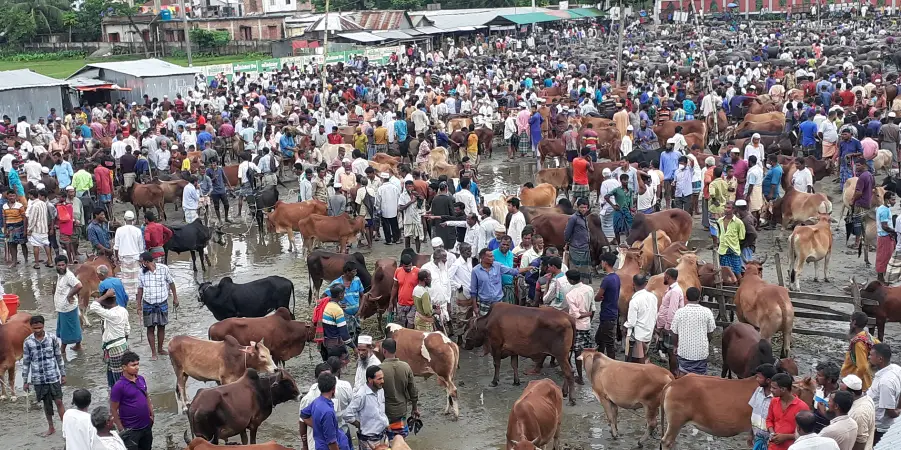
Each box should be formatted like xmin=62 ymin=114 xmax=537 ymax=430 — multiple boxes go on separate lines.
xmin=565 ymin=198 xmax=593 ymax=283
xmin=875 ymin=191 xmax=896 ymax=283
xmin=603 ymin=174 xmax=635 ymax=245
xmin=714 ymin=201 xmax=747 ymax=276
xmin=53 ymin=255 xmax=83 ymax=354
xmin=3 ymin=189 xmax=28 ymax=266
xmin=88 ymin=290 xmax=130 ymax=387
xmin=136 ymin=251 xmax=179 ymax=361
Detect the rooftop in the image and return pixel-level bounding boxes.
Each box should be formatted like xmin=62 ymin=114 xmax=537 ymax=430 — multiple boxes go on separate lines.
xmin=69 ymin=58 xmax=199 ymax=79
xmin=0 ymin=69 xmax=68 ymax=92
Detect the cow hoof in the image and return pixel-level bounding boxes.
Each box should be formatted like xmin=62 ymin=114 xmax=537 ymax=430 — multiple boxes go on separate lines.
xmin=489 ymin=380 xmax=498 ymax=387
xmin=0 ymin=394 xmax=6 ymax=401
xmin=513 ymin=380 xmax=521 ymax=386
xmin=568 ymin=399 xmax=576 ymax=406
xmin=824 ymin=278 xmax=830 ymax=283
xmin=9 ymin=396 xmax=16 ymax=402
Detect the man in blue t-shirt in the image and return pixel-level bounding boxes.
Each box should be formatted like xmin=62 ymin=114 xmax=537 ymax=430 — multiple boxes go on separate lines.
xmin=876 ymin=191 xmax=896 ymax=283
xmin=798 ymin=116 xmax=819 ymax=157
xmin=595 ymin=253 xmax=620 ymax=359
xmin=762 ymin=154 xmax=783 ymax=201
xmin=97 ymin=265 xmax=128 ymax=307
xmin=301 ymin=373 xmax=352 ymax=450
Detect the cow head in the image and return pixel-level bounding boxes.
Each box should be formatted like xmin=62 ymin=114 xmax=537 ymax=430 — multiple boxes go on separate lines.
xmin=461 ymin=315 xmax=487 ymax=351
xmin=197 ymin=282 xmax=214 ymax=303
xmin=242 ymin=340 xmax=278 ymax=374
xmin=269 ymin=368 xmax=301 ymax=403
xmin=509 ymin=438 xmax=542 ymax=449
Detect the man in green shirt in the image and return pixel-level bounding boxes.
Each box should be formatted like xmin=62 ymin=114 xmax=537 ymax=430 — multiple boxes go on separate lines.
xmin=708 ymin=167 xmax=728 ymax=236
xmin=714 ymin=200 xmax=746 ymax=276
xmin=72 ymin=166 xmax=94 ymax=198
xmin=604 ymin=173 xmax=634 ymax=245
xmin=378 ymin=337 xmax=420 ymax=439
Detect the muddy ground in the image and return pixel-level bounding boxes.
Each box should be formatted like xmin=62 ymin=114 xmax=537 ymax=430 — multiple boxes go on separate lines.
xmin=0 ymin=155 xmax=897 ymax=450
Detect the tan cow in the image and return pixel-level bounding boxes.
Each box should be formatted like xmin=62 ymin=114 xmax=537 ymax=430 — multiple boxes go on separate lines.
xmin=788 ymin=203 xmax=833 ymax=291
xmin=505 ymin=378 xmax=563 ymax=450
xmin=297 ymin=213 xmax=366 ymax=255
xmin=874 ymin=149 xmax=894 ymax=175
xmin=840 ymin=177 xmax=885 ymax=219
xmin=0 ymin=313 xmax=32 ymax=401
xmin=168 ymin=336 xmax=277 ymax=412
xmin=519 ymin=183 xmax=557 ymax=207
xmin=761 ymin=175 xmax=833 ymax=249
xmin=374 ymin=436 xmax=412 ymax=450
xmin=375 ymin=324 xmax=460 ymax=418
xmin=735 ymin=261 xmax=794 ymax=358
xmin=579 ymin=350 xmax=674 ymax=445
xmin=74 ymin=256 xmax=118 ymax=327
xmin=371 ymin=153 xmax=400 ymax=167
xmin=645 ymin=252 xmax=702 ymax=306
xmin=448 ymin=117 xmax=473 ymax=133
xmin=368 ymin=161 xmax=397 ymax=177
xmin=428 ymin=146 xmax=449 ymax=173
xmin=265 ymin=200 xmax=327 ymax=252
xmin=160 ymin=179 xmax=189 ymax=209
xmin=614 ymin=248 xmax=643 ymax=318
xmin=486 ymin=197 xmax=508 ymax=224
xmin=430 ymin=161 xmax=459 ymax=179
xmin=536 ymin=168 xmax=572 ymax=195
xmin=633 ymin=230 xmax=672 ymax=274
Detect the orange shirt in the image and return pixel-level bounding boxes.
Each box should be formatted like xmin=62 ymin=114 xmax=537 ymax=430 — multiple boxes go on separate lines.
xmin=765 ymin=395 xmax=809 ymax=450
xmin=394 ymin=266 xmax=420 ymax=307
xmin=572 ymin=158 xmax=590 ymax=185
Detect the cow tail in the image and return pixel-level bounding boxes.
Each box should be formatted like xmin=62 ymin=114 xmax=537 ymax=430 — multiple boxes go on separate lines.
xmin=788 ymin=233 xmax=797 ymax=284
xmin=291 ymin=280 xmax=297 ymax=319
xmin=659 ymin=381 xmax=671 ymax=438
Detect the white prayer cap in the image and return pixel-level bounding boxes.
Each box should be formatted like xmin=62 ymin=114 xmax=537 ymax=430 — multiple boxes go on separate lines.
xmin=358 ymin=335 xmax=373 ymax=345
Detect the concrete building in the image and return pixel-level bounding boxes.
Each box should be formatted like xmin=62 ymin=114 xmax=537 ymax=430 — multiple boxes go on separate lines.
xmin=0 ymin=70 xmax=68 ymax=121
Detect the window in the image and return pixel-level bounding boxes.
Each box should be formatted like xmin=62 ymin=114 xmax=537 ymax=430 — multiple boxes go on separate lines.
xmin=108 ymin=32 xmax=120 ymax=42
xmin=268 ymin=25 xmax=278 ymax=39
xmin=240 ymin=26 xmax=252 ymax=40
xmin=142 ymin=30 xmax=150 ymax=42
xmin=285 ymin=0 xmax=291 ymax=4
xmin=269 ymin=0 xmax=274 ymax=5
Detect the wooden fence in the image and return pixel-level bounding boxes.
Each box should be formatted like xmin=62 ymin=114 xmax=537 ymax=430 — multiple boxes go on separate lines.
xmin=646 ymin=230 xmax=877 ymax=340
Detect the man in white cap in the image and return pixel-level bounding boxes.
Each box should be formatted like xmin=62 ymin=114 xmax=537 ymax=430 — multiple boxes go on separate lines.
xmin=113 ymin=210 xmax=145 ymax=300
xmin=354 ymin=335 xmax=381 ymax=388
xmin=328 ymin=183 xmax=346 ymax=217
xmin=599 ymin=167 xmax=620 ymax=241
xmin=621 ymin=125 xmax=634 ymax=158
xmin=841 ymin=374 xmax=876 ymax=450
xmin=879 ymin=112 xmax=899 ymax=163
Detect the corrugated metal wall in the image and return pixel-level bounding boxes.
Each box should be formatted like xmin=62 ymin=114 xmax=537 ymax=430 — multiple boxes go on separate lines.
xmin=87 ymin=68 xmax=196 ymax=104
xmin=0 ymin=86 xmax=64 ymax=120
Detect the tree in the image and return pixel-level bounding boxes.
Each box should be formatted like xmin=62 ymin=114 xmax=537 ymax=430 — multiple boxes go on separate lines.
xmin=62 ymin=10 xmax=76 ymax=42
xmin=0 ymin=8 xmax=37 ymax=44
xmin=105 ymin=2 xmax=154 ymax=57
xmin=190 ymin=29 xmax=230 ymax=53
xmin=4 ymin=0 xmax=71 ymax=34
xmin=710 ymin=0 xmax=719 ymax=12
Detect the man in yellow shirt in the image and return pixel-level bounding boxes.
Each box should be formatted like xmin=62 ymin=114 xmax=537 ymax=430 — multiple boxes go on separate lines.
xmin=374 ymin=120 xmax=389 ymax=154
xmin=841 ymin=311 xmax=879 ymax=390
xmin=466 ymin=128 xmax=480 ymax=167
xmin=714 ymin=200 xmax=745 ymax=276
xmin=180 ymin=149 xmax=191 ymax=173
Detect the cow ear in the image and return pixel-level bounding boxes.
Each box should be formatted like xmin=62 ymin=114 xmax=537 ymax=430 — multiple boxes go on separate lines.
xmin=250 ymin=340 xmax=257 ymax=349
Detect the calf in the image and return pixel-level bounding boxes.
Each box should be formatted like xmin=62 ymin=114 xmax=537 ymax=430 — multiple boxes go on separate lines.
xmin=626 ymin=209 xmax=693 ymax=245
xmin=306 ymin=251 xmax=371 ymax=305
xmin=0 ymin=313 xmax=32 ymax=401
xmin=840 ymin=177 xmax=885 ymax=219
xmin=198 ymin=276 xmax=295 ymax=321
xmin=505 ymin=379 xmax=563 ymax=450
xmin=121 ymin=183 xmax=165 ymax=220
xmin=579 ymin=350 xmax=674 ymax=445
xmin=462 ymin=302 xmax=576 ymax=405
xmin=698 ymin=264 xmax=739 ymax=287
xmin=187 ymin=368 xmax=299 ymax=444
xmin=518 ymin=183 xmax=557 ymax=207
xmin=168 ymin=335 xmax=278 ymax=412
xmin=788 ymin=204 xmax=833 ymax=291
xmin=184 ymin=437 xmax=292 ymax=450
xmin=358 ymin=258 xmax=397 ymax=334
xmin=853 ymin=281 xmax=901 ymax=341
xmin=735 ymin=261 xmax=794 ymax=358
xmin=160 ymin=179 xmax=189 ymax=210
xmin=74 ymin=256 xmax=118 ymax=327
xmin=375 ymin=324 xmax=460 ymax=418
xmin=249 ymin=185 xmax=279 ymax=234
xmin=297 ymin=213 xmax=366 ymax=255
xmin=721 ymin=322 xmax=778 ymax=379
xmin=635 ymin=230 xmax=672 ymax=274
xmin=164 ymin=220 xmax=218 ymax=272
xmin=207 ymin=308 xmax=314 ymax=365
xmin=762 ymin=178 xmax=833 ymax=249
xmin=266 ymin=200 xmax=327 ymax=252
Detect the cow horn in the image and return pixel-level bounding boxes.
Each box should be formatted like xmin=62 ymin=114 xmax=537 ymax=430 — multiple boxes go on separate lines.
xmin=758 ymin=254 xmax=768 ymax=265
xmin=531 ymin=438 xmax=541 ymax=445
xmin=509 ymin=440 xmax=519 ymax=446
xmin=183 ymin=430 xmax=191 ymax=445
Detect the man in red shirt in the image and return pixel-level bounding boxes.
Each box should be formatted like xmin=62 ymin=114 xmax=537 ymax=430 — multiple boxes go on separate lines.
xmin=581 ymin=123 xmax=599 ymax=161
xmin=327 ymin=126 xmax=344 ymax=145
xmin=765 ymin=372 xmax=810 ymax=450
xmin=93 ymin=163 xmax=113 ymax=218
xmin=391 ymin=254 xmax=420 ymax=329
xmin=174 ymin=94 xmax=186 ymax=114
xmin=571 ymin=147 xmax=594 ymax=204
xmin=143 ymin=211 xmax=173 ymax=264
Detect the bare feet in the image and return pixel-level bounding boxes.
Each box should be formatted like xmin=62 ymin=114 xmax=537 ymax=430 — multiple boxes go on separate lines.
xmin=39 ymin=428 xmax=55 ymax=437
xmin=158 ymin=349 xmax=169 ymax=356
xmin=150 ymin=354 xmax=159 ymax=361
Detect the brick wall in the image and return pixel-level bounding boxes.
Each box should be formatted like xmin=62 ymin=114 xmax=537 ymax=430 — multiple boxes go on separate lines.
xmin=160 ymin=17 xmax=285 ymax=41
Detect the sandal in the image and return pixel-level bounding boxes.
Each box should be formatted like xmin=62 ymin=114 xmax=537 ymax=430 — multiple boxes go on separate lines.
xmin=45 ymin=263 xmax=53 ymax=268
xmin=33 ymin=264 xmax=40 ymax=269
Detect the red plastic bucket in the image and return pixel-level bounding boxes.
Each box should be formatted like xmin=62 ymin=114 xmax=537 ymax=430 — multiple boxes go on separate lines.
xmin=3 ymin=294 xmax=19 ymax=316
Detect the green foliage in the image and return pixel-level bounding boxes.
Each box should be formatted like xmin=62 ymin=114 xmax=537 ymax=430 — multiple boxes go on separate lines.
xmin=709 ymin=0 xmax=719 ymax=12
xmin=0 ymin=8 xmax=37 ymax=44
xmin=778 ymin=0 xmax=786 ymax=7
xmin=190 ymin=29 xmax=231 ymax=52
xmin=756 ymin=0 xmax=763 ymax=10
xmin=3 ymin=0 xmax=71 ymax=33
xmin=0 ymin=49 xmax=86 ymax=61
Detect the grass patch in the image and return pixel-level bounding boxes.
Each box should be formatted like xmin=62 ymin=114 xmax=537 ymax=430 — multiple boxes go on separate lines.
xmin=0 ymin=53 xmax=265 ymax=79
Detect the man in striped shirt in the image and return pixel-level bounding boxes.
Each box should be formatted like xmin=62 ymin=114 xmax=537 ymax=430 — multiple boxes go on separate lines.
xmin=321 ymin=284 xmax=353 ymax=364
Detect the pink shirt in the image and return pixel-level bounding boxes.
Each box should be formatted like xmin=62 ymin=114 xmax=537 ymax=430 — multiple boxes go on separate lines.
xmin=565 ymin=283 xmax=595 ymax=331
xmin=516 ymin=110 xmax=531 ymax=135
xmin=862 ymin=137 xmax=879 ymax=160
xmin=656 ymin=283 xmax=684 ymax=330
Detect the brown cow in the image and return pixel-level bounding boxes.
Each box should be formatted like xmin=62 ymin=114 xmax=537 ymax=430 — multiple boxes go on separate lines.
xmin=74 ymin=256 xmax=118 ymax=327
xmin=626 ymin=209 xmax=693 ymax=245
xmin=787 ymin=204 xmax=833 ymax=291
xmin=222 ymin=164 xmax=240 ymax=187
xmin=265 ymin=200 xmax=327 ymax=251
xmin=297 ymin=213 xmax=366 ymax=255
xmin=658 ymin=242 xmax=691 ymax=270
xmin=207 ymin=308 xmax=314 ymax=365
xmin=504 ymin=378 xmax=563 ymax=450
xmin=305 ymin=251 xmax=371 ymax=305
xmin=168 ymin=335 xmax=278 ymax=412
xmin=121 ymin=183 xmax=166 ymax=220
xmin=654 ymin=119 xmax=707 ymax=146
xmin=840 ymin=177 xmax=885 ymax=219
xmin=634 ymin=230 xmax=672 ymax=273
xmin=519 ymin=183 xmax=557 ymax=207
xmin=660 ymin=374 xmax=815 ymax=449
xmin=721 ymin=322 xmax=800 ymax=379
xmin=448 ymin=117 xmax=473 ymax=133
xmin=537 ymin=139 xmax=566 ymax=168
xmin=375 ymin=324 xmax=460 ymax=418
xmin=520 ymin=204 xmax=574 ymax=224
xmin=580 ymin=126 xmax=621 ymax=161
xmin=0 ymin=313 xmax=32 ymax=401
xmin=683 ymin=132 xmax=706 ymax=151
xmin=732 ymin=112 xmax=786 ymax=138
xmin=529 ymin=212 xmax=610 ymax=266
xmin=536 ymin=168 xmax=572 ymax=194
xmin=698 ymin=264 xmax=739 ymax=287
xmin=462 ymin=302 xmax=576 ymax=404
xmin=614 ymin=248 xmax=643 ymax=318
xmin=579 ymin=350 xmax=674 ymax=445
xmin=735 ymin=261 xmax=794 ymax=358
xmin=760 ymin=175 xmax=833 ymax=249
xmin=184 ymin=437 xmax=290 ymax=450
xmin=849 ymin=281 xmax=901 ymax=341
xmin=358 ymin=258 xmax=397 ymax=334
xmin=187 ymin=368 xmax=299 ymax=444
xmin=430 ymin=161 xmax=459 ymax=179
xmin=160 ymin=179 xmax=189 ymax=210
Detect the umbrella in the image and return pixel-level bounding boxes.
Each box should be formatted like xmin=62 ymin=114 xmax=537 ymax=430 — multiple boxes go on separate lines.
xmin=727 ymin=2 xmax=738 ymax=6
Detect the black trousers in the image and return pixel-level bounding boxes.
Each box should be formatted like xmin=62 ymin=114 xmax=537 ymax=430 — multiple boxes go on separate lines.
xmin=595 ymin=319 xmax=618 ymax=359
xmin=121 ymin=425 xmax=153 ymax=450
xmin=382 ymin=216 xmax=400 ymax=243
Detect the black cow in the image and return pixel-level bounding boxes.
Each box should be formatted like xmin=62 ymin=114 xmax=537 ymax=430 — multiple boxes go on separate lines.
xmin=625 ymin=148 xmax=663 ymax=166
xmin=306 ymin=251 xmax=372 ymax=305
xmin=248 ymin=185 xmax=279 ymax=234
xmin=164 ymin=220 xmax=222 ymax=272
xmin=198 ymin=276 xmax=296 ymax=320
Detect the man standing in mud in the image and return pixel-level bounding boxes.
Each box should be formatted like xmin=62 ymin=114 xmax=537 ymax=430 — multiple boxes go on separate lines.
xmin=22 ymin=315 xmax=66 ymax=437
